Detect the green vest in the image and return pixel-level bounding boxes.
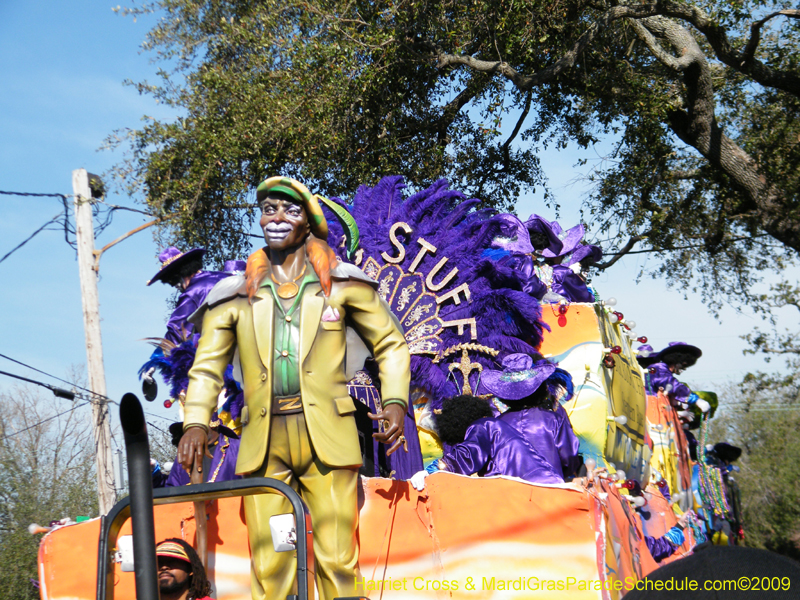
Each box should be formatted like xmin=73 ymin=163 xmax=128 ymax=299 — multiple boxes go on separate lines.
xmin=259 ymin=267 xmax=319 ymax=397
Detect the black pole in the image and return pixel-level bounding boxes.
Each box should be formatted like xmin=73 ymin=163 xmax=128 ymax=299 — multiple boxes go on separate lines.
xmin=120 ymin=393 xmax=159 ymax=600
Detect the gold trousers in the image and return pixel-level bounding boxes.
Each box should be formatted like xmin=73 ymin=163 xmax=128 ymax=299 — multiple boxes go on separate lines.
xmin=243 ymin=413 xmax=360 ymax=600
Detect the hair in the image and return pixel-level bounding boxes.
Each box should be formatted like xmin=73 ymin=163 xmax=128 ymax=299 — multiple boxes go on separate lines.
xmin=506 ymin=384 xmax=553 ymax=411
xmin=159 ymin=537 xmax=211 ymax=599
xmin=435 ymin=395 xmax=494 ymax=445
xmin=528 ymin=230 xmax=550 ymax=252
xmin=246 ymin=237 xmax=338 ymax=301
xmin=162 ymin=258 xmax=203 ymax=287
xmin=661 ymin=351 xmax=698 ymax=369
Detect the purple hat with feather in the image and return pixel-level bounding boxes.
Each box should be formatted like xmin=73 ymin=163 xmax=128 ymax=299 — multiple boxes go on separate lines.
xmin=567 ymin=243 xmax=603 ymax=267
xmin=543 ymin=223 xmax=586 ymax=258
xmin=637 ymin=341 xmax=702 ymax=367
xmin=524 ymin=215 xmax=564 ymax=256
xmin=490 ymin=214 xmax=534 ymax=254
xmin=147 ymin=247 xmax=205 ymax=286
xmin=481 ymin=354 xmax=557 ymax=401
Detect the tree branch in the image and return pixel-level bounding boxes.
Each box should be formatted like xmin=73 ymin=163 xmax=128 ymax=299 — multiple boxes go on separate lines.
xmin=742 ymin=10 xmax=800 ymax=63
xmin=656 ymin=2 xmax=800 ymax=97
xmin=502 ymin=90 xmax=532 ymax=152
xmin=628 ymin=19 xmax=695 ymax=71
xmin=431 ymin=5 xmax=661 ymax=90
xmin=436 ymin=78 xmax=485 ymax=147
xmin=595 ymin=234 xmax=646 ymax=269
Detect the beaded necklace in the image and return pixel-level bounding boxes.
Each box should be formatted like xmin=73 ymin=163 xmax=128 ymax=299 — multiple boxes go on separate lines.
xmin=697 ymin=416 xmax=731 ymax=518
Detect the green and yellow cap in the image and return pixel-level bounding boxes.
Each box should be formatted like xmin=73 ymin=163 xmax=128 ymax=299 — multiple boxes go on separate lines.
xmin=256 ymin=176 xmax=328 ymax=240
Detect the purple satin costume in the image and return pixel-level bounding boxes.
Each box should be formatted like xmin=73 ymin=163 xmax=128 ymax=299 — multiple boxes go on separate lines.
xmin=164 ymin=435 xmax=242 ymax=487
xmin=645 ymin=534 xmax=679 ymax=563
xmin=498 ymin=404 xmax=581 ymax=479
xmin=550 ymin=265 xmax=595 ymax=303
xmin=647 ymin=362 xmax=691 ymax=403
xmin=498 ymin=254 xmax=547 ymax=300
xmin=442 ymin=417 xmax=564 ymax=484
xmin=164 ymin=270 xmax=230 ymax=344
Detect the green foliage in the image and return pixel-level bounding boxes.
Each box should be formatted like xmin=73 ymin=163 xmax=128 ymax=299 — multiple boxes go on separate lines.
xmin=110 ymin=0 xmax=800 ymax=311
xmin=0 ymin=384 xmax=98 ymax=600
xmin=711 ymin=381 xmax=800 ymax=559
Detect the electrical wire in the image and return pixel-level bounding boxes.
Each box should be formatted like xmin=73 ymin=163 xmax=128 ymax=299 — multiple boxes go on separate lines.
xmin=0 ymin=369 xmax=75 ymax=400
xmin=0 ymin=399 xmax=93 ymax=441
xmin=0 ymin=212 xmax=65 ymax=265
xmin=0 ymin=352 xmax=115 ymax=403
xmin=0 ymin=190 xmax=69 ymax=199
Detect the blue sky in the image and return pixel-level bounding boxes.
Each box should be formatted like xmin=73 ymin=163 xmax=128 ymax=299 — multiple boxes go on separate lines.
xmin=0 ymin=2 xmax=793 ymax=444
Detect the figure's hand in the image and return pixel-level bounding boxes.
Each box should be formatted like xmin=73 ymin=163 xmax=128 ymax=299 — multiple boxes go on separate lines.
xmin=142 ymin=367 xmax=156 ymax=385
xmin=177 ymin=426 xmax=212 ymax=477
xmin=369 ymin=402 xmax=406 ymax=456
xmin=410 ymin=470 xmax=429 ymax=491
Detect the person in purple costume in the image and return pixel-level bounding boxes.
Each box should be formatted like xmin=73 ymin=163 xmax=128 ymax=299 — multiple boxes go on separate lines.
xmin=487 ymin=214 xmax=548 ymax=299
xmin=410 ymin=395 xmax=563 ymax=490
xmin=484 ymin=353 xmax=582 ymax=480
xmin=522 ymin=215 xmax=596 ymax=303
xmin=560 ymin=243 xmax=603 ymax=302
xmin=147 ymin=247 xmax=238 ymax=345
xmin=644 ymin=509 xmax=692 ymax=562
xmin=637 ymin=342 xmax=710 ymax=413
xmin=646 ymin=526 xmax=687 ymax=562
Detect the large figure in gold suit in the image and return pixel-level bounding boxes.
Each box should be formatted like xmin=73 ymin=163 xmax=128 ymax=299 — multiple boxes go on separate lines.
xmin=177 ymin=177 xmax=411 ymax=600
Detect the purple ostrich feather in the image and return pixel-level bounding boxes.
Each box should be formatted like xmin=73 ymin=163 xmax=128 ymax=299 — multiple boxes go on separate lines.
xmin=324 ymin=176 xmax=547 ymax=409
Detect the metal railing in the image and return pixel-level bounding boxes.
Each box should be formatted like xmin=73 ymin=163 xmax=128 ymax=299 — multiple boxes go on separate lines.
xmin=95 ymin=478 xmax=313 ymax=600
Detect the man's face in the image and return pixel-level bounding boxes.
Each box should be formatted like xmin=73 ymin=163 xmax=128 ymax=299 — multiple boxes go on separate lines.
xmin=259 ymin=195 xmax=310 ymax=251
xmin=668 ymin=362 xmax=687 ymax=375
xmin=158 ymin=557 xmax=191 ymax=595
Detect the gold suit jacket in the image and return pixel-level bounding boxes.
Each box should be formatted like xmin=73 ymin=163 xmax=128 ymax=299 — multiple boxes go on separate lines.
xmin=183 ymin=267 xmax=411 ymax=475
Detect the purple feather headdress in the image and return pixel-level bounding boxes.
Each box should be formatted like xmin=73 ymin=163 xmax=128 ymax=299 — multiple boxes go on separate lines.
xmin=324 ymin=176 xmax=547 ymax=408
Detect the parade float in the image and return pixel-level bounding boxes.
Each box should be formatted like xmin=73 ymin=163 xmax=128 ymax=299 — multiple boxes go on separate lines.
xmin=36 ymin=177 xmax=721 ymax=600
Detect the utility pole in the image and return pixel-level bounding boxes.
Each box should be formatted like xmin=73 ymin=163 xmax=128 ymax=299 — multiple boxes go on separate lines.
xmin=73 ymin=168 xmax=116 ymax=514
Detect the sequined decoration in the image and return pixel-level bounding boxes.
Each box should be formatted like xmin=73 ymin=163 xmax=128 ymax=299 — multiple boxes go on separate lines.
xmin=363 ymin=257 xmax=380 ymax=281
xmin=396 ymin=282 xmax=416 ymax=311
xmin=404 ymin=303 xmax=432 ymax=327
xmin=378 ymin=273 xmax=395 ymax=301
xmin=534 ymin=263 xmax=554 ymax=290
xmin=359 ymin=257 xmax=443 ymax=356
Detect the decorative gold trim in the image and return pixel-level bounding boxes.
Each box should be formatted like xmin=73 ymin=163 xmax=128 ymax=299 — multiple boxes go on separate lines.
xmin=448 ymin=348 xmax=483 ymax=395
xmin=433 ymin=343 xmax=499 ymax=363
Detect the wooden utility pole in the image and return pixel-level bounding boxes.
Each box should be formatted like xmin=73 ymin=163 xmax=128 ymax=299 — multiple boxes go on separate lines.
xmin=73 ymin=168 xmax=116 ymax=514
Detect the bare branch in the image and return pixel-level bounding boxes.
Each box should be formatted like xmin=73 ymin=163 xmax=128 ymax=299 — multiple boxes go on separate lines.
xmin=595 ymin=234 xmax=646 ymax=269
xmin=502 ymin=90 xmax=533 ymax=153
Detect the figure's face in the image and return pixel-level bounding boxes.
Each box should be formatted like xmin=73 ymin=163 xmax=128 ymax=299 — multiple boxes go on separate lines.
xmin=259 ymin=195 xmax=310 ymax=251
xmin=157 ymin=557 xmax=191 ymax=595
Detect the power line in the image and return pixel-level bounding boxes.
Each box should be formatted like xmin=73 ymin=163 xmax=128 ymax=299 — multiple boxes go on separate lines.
xmin=0 ymin=364 xmax=175 ymax=444
xmin=0 ymin=399 xmax=93 ymax=441
xmin=0 ymin=369 xmax=75 ymax=400
xmin=0 ymin=212 xmax=65 ymax=265
xmin=0 ymin=190 xmax=69 ymax=199
xmin=0 ymin=350 xmax=178 ymax=423
xmin=0 ymin=352 xmax=114 ymax=403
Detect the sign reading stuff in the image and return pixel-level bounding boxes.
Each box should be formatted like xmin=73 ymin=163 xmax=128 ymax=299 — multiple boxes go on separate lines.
xmin=355 ymin=221 xmax=477 ymax=355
